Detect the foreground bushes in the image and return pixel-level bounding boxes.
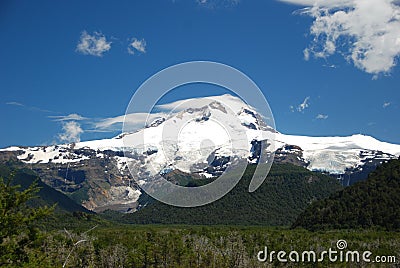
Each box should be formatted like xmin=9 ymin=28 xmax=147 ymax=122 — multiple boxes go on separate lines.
xmin=12 ymin=226 xmax=397 ymax=268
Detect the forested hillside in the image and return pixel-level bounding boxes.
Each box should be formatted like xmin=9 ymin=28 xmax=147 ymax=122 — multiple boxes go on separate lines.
xmin=293 ymin=159 xmax=400 ymax=230
xmin=115 ymin=164 xmax=342 ymax=225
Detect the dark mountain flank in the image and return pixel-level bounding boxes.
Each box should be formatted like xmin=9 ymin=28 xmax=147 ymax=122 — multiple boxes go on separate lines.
xmin=293 ymin=158 xmax=400 ymax=231
xmin=113 ymin=164 xmax=343 ymax=226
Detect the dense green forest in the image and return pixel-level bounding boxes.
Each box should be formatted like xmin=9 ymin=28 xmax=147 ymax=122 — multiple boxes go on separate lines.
xmin=20 ymin=226 xmax=400 ymax=267
xmin=114 ymin=164 xmax=342 ymax=225
xmin=293 ymin=159 xmax=400 ymax=231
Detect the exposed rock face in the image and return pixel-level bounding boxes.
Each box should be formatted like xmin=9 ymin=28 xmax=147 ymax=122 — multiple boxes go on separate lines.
xmin=274 ymin=144 xmax=309 ymax=167
xmin=0 ymin=148 xmax=140 ymax=212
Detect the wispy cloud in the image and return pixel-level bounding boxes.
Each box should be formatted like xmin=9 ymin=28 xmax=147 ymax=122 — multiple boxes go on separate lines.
xmin=58 ymin=121 xmax=83 ymax=143
xmin=49 ymin=113 xmax=88 ymax=121
xmin=297 ymin=96 xmax=310 ymax=112
xmin=93 ymin=113 xmax=167 ymax=133
xmin=303 ymin=48 xmax=310 ymax=61
xmin=280 ymin=0 xmax=400 ymax=75
xmin=289 ymin=97 xmax=311 ymax=113
xmin=48 ymin=114 xmax=87 ymax=143
xmin=6 ymin=101 xmax=24 ymax=107
xmin=322 ymin=64 xmax=337 ymax=69
xmin=6 ymin=101 xmax=85 ymax=143
xmin=128 ymin=38 xmax=146 ymax=55
xmin=383 ymin=102 xmax=391 ymax=108
xmin=48 ymin=112 xmax=167 ymax=139
xmin=6 ymin=101 xmax=54 ymax=113
xmin=76 ymin=31 xmax=111 ymax=57
xmin=196 ymin=0 xmax=240 ymax=8
xmin=316 ymin=114 xmax=328 ymax=120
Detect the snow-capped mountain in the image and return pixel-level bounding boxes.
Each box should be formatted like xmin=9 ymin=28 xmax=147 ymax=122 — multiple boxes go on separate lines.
xmin=1 ymin=94 xmax=399 ymax=212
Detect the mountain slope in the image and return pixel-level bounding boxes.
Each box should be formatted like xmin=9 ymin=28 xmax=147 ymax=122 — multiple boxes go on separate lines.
xmin=0 ymin=164 xmax=91 ymax=214
xmin=292 ymin=158 xmax=400 ymax=231
xmin=113 ymin=163 xmax=343 ymax=226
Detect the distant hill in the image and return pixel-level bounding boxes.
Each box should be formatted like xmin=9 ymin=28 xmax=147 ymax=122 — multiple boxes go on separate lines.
xmin=113 ymin=164 xmax=343 ymax=226
xmin=0 ymin=164 xmax=91 ymax=214
xmin=292 ymin=158 xmax=400 ymax=231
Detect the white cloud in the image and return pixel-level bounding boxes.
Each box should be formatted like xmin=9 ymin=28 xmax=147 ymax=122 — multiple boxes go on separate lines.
xmin=156 ymin=98 xmax=221 ymax=112
xmin=280 ymin=0 xmax=400 ymax=75
xmin=49 ymin=112 xmax=166 ymax=136
xmin=94 ymin=112 xmax=167 ymax=132
xmin=316 ymin=114 xmax=328 ymax=119
xmin=58 ymin=121 xmax=83 ymax=143
xmin=323 ymin=63 xmax=337 ymax=69
xmin=6 ymin=101 xmax=54 ymax=113
xmin=51 ymin=114 xmax=86 ymax=143
xmin=303 ymin=48 xmax=310 ymax=61
xmin=6 ymin=101 xmax=24 ymax=107
xmin=128 ymin=38 xmax=146 ymax=55
xmin=383 ymin=102 xmax=391 ymax=108
xmin=280 ymin=0 xmax=353 ymax=7
xmin=196 ymin=0 xmax=240 ymax=8
xmin=297 ymin=96 xmax=310 ymax=112
xmin=49 ymin=113 xmax=87 ymax=121
xmin=76 ymin=31 xmax=111 ymax=57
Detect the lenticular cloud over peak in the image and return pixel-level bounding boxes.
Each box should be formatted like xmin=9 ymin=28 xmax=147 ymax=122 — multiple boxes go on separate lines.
xmin=280 ymin=0 xmax=400 ymax=75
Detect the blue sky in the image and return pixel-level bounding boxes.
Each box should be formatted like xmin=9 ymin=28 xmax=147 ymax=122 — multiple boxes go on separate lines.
xmin=1 ymin=0 xmax=399 ymax=147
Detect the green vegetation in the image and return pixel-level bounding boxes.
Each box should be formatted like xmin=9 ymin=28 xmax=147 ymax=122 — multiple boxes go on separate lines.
xmin=0 ymin=166 xmax=110 ymax=267
xmin=3 ymin=225 xmax=398 ymax=267
xmin=0 ymin=173 xmax=54 ymax=266
xmin=68 ymin=185 xmax=90 ymax=205
xmin=293 ymin=159 xmax=400 ymax=231
xmin=116 ymin=164 xmax=342 ymax=225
